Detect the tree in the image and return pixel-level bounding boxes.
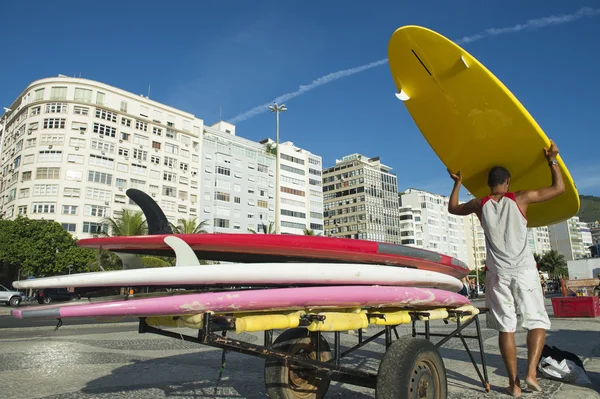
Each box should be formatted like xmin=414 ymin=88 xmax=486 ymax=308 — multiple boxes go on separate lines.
xmin=101 ymin=208 xmax=147 ymax=237
xmin=170 ymin=217 xmax=208 ymax=234
xmin=303 ymin=228 xmax=322 ymax=236
xmin=0 ymin=217 xmax=98 ymax=280
xmin=248 ymin=221 xmax=276 ymax=234
xmin=538 ymin=250 xmax=568 ymax=277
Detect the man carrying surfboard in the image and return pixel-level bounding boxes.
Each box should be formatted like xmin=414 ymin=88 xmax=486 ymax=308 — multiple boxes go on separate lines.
xmin=446 ymin=140 xmax=565 ymax=397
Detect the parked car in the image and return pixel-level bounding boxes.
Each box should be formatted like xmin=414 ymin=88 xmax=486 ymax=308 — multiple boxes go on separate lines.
xmin=36 ymin=288 xmax=80 ymax=304
xmin=0 ymin=284 xmax=26 ymax=307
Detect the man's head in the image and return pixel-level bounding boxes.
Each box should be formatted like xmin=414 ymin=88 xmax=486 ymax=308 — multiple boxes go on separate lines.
xmin=488 ymin=166 xmax=511 ymax=192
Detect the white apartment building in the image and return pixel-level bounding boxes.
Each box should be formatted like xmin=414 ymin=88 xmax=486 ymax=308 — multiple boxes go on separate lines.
xmin=463 ymin=214 xmax=486 ymax=271
xmin=259 ymin=139 xmax=324 ymax=235
xmin=323 ymin=154 xmax=400 ymax=243
xmin=580 ymin=222 xmax=593 ymax=251
xmin=399 ymin=188 xmax=468 ymax=264
xmin=199 ymin=121 xmax=276 ymax=233
xmin=0 ymin=76 xmax=203 ymax=237
xmin=589 ymin=221 xmax=600 ymax=245
xmin=548 ymin=216 xmax=591 ymax=261
xmin=527 ymin=227 xmax=552 ymax=255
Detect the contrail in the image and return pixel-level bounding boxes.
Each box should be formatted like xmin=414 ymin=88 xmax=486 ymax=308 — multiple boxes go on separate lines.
xmin=229 ymin=7 xmax=599 ymax=123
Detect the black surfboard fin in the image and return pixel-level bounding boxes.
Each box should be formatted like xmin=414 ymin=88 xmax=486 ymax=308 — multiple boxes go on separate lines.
xmin=125 ymin=188 xmax=173 ymax=235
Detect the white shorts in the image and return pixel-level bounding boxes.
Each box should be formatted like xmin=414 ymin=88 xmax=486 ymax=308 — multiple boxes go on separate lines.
xmin=485 ymin=268 xmax=551 ymax=333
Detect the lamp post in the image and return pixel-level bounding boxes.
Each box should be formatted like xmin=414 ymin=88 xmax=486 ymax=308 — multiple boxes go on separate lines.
xmin=268 ymin=103 xmax=287 ymax=234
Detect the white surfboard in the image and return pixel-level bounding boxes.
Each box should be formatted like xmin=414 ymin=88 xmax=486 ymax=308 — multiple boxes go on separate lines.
xmin=12 ymin=262 xmax=462 ymax=292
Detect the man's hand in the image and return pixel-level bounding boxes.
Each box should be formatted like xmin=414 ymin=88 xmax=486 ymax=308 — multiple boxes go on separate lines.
xmin=544 ymin=140 xmax=559 ymax=162
xmin=447 ymin=168 xmax=462 ymax=184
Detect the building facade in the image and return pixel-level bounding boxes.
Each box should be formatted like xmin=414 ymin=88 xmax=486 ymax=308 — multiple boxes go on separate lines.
xmin=399 ymin=188 xmax=468 ymax=264
xmin=548 ymin=216 xmax=591 ymax=261
xmin=0 ymin=76 xmax=203 ymax=237
xmin=259 ymin=139 xmax=324 ymax=235
xmin=527 ymin=227 xmax=552 ymax=255
xmin=323 ymin=154 xmax=400 ymax=243
xmin=199 ymin=121 xmax=276 ymax=233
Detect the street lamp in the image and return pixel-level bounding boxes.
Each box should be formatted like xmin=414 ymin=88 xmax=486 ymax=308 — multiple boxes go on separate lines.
xmin=268 ymin=103 xmax=287 ymax=234
xmin=67 ymin=264 xmax=73 ymax=275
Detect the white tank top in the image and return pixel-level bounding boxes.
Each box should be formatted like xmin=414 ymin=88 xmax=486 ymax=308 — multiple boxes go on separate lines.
xmin=480 ymin=192 xmax=536 ymax=273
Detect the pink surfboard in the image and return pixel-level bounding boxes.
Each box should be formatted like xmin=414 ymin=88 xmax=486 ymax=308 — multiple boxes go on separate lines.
xmin=11 ymin=285 xmax=470 ymax=320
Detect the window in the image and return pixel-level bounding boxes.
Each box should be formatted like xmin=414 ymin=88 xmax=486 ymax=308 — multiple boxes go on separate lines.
xmin=26 ymin=138 xmax=37 ymax=148
xmin=65 ymin=170 xmax=83 ymax=181
xmin=166 ymin=128 xmax=177 ymax=139
xmin=84 ymin=204 xmax=110 ymax=217
xmin=89 ymin=154 xmax=114 ymax=168
xmin=135 ymin=120 xmax=147 ymax=131
xmin=180 ymin=162 xmax=188 ymax=172
xmin=19 ymin=188 xmax=30 ymax=198
xmin=91 ymin=140 xmax=115 ymax=153
xmin=83 ymin=222 xmax=108 ymax=234
xmin=131 ymin=163 xmax=147 ymax=175
xmin=33 ymin=184 xmax=59 ymax=196
xmin=132 ymin=149 xmax=147 ymax=161
xmin=85 ymin=187 xmax=111 ymax=201
xmin=165 ymin=143 xmax=178 ymax=154
xmin=96 ymin=92 xmax=105 ymax=105
xmin=34 ymin=88 xmax=44 ymax=101
xmin=87 ymin=170 xmax=112 ymax=185
xmin=163 ymin=156 xmax=176 ymax=167
xmin=93 ymin=123 xmax=116 ymax=138
xmin=22 ymin=171 xmax=32 ymax=181
xmin=133 ymin=134 xmax=149 ymax=146
xmin=162 ymin=185 xmax=176 ymax=197
xmin=121 ymin=117 xmax=131 ymax=127
xmin=45 ymin=103 xmax=68 ymax=113
xmin=116 ymin=178 xmax=127 ymax=188
xmin=152 ymin=127 xmax=162 ymax=136
xmin=118 ymin=148 xmax=129 ymax=157
xmin=258 ymin=200 xmax=268 ymax=208
xmin=95 ymin=108 xmax=117 ymax=123
xmin=62 ymin=223 xmax=76 ymax=232
xmin=120 ymin=101 xmax=127 ymax=112
xmin=150 ymin=155 xmax=160 ymax=165
xmin=69 ymin=137 xmax=85 ymax=147
xmin=32 ymin=202 xmax=56 ymax=214
xmin=18 ymin=206 xmax=27 ymax=215
xmin=50 ymin=86 xmax=67 ymax=100
xmin=38 ymin=150 xmax=62 ymax=162
xmin=30 ymin=106 xmax=41 ymax=116
xmin=23 ymin=154 xmax=34 ymax=164
xmin=216 ymin=166 xmax=230 ymax=176
xmin=36 ymin=167 xmax=60 ymax=179
xmin=73 ymin=106 xmax=89 ymax=115
xmin=63 ymin=187 xmax=81 ymax=197
xmin=163 ymin=171 xmax=176 ymax=182
xmin=214 ymin=191 xmax=230 ymax=202
xmin=74 ymin=88 xmax=92 ymax=103
xmin=152 ymin=141 xmax=161 ymax=150
xmin=62 ymin=205 xmax=78 ymax=215
xmin=43 ymin=118 xmax=66 ymax=129
xmin=214 ymin=218 xmax=230 ymax=228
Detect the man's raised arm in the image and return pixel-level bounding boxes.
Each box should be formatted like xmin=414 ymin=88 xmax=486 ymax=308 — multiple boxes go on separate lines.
xmin=447 ymin=169 xmax=480 ymax=216
xmin=517 ymin=140 xmax=566 ymax=205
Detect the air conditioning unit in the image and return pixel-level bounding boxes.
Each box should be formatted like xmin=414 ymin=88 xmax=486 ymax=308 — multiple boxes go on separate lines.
xmin=48 ymin=145 xmax=53 ymax=149
xmin=75 ymin=147 xmax=79 ymax=150
xmin=104 ymin=201 xmax=109 ymax=205
xmin=119 ymin=140 xmax=123 ymax=143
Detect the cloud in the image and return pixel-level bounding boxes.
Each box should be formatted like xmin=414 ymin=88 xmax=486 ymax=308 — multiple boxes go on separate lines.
xmin=229 ymin=7 xmax=600 ymax=123
xmin=455 ymin=6 xmax=600 ymax=44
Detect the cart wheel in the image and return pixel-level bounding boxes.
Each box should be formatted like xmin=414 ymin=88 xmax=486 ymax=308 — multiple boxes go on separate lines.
xmin=375 ymin=336 xmax=447 ymax=399
xmin=264 ymin=328 xmax=332 ymax=399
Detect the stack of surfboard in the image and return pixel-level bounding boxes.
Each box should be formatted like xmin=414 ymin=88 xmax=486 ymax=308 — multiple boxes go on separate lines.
xmin=10 ymin=233 xmax=473 ymax=332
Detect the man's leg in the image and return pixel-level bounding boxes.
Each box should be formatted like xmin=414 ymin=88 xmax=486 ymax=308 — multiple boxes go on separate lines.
xmin=486 ymin=272 xmax=521 ymax=396
xmin=525 ymin=328 xmax=545 ymax=390
xmin=499 ymin=332 xmax=521 ymax=397
xmin=516 ymin=268 xmax=551 ymax=391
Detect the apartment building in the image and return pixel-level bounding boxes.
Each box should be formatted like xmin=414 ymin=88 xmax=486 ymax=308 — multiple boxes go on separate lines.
xmin=200 ymin=121 xmax=276 ymax=233
xmin=527 ymin=227 xmax=552 ymax=255
xmin=323 ymin=154 xmax=400 ymax=243
xmin=589 ymin=221 xmax=600 ymax=245
xmin=464 ymin=214 xmax=486 ymax=271
xmin=548 ymin=216 xmax=591 ymax=260
xmin=0 ymin=76 xmax=203 ymax=237
xmin=259 ymin=139 xmax=324 ymax=235
xmin=399 ymin=188 xmax=468 ymax=264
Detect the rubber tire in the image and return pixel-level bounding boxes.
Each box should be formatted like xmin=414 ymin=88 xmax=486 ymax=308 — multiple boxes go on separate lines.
xmin=9 ymin=296 xmax=21 ymax=307
xmin=375 ymin=336 xmax=447 ymax=399
xmin=264 ymin=328 xmax=332 ymax=399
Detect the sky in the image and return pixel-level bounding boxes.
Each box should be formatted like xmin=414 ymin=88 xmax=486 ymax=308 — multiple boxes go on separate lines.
xmin=1 ymin=0 xmax=599 ymax=199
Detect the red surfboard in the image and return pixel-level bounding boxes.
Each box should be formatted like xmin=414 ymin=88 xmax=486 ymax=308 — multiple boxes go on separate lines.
xmin=77 ymin=234 xmax=469 ymax=279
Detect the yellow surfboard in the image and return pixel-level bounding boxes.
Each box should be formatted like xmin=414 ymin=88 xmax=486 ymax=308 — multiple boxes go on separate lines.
xmin=387 ymin=25 xmax=579 ymax=228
